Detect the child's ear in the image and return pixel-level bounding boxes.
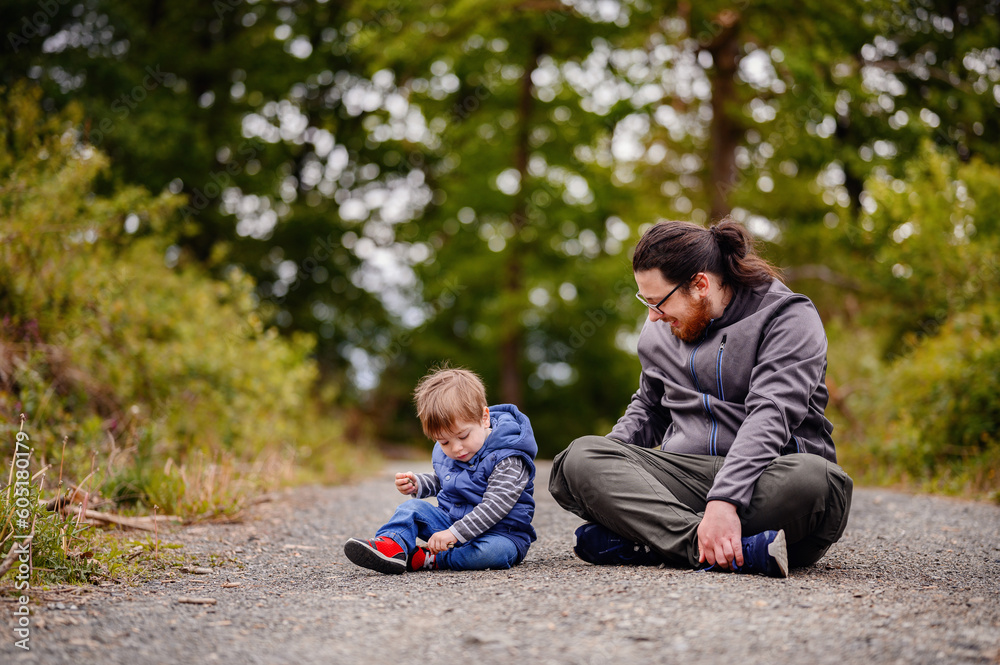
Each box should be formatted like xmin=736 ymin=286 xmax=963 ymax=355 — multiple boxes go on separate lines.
xmin=482 ymin=406 xmax=490 ymax=427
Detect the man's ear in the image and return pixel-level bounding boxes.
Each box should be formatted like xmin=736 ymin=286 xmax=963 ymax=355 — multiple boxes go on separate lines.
xmin=694 ymin=272 xmax=710 ymax=298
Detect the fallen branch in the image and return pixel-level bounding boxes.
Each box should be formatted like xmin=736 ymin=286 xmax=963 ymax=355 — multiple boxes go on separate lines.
xmin=0 ymin=536 xmax=32 ymax=579
xmin=59 ymin=504 xmax=180 ymax=532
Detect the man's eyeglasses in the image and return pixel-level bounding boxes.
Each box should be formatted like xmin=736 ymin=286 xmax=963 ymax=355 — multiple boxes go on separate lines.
xmin=635 ymin=274 xmax=696 ymax=315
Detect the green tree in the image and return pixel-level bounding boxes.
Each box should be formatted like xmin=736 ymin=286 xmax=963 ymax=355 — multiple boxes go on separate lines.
xmin=1 ymin=0 xmax=403 ymax=389
xmin=343 ymin=0 xmax=648 ymax=453
xmin=0 ymin=84 xmax=364 ymax=515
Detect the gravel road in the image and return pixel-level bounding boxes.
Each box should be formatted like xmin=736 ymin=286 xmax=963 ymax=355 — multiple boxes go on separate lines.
xmin=3 ymin=461 xmax=999 ymax=665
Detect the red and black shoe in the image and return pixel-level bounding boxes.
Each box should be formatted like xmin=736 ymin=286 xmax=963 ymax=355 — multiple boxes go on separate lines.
xmin=408 ymin=546 xmax=437 ymax=571
xmin=344 ymin=536 xmax=407 ymax=574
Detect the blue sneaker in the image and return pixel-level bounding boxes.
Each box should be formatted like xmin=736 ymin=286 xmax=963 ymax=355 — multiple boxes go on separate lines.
xmin=574 ymin=523 xmax=664 ymax=566
xmin=734 ymin=529 xmax=788 ymax=578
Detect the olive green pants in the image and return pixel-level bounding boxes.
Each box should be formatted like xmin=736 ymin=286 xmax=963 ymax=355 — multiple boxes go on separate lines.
xmin=549 ymin=436 xmax=853 ymax=568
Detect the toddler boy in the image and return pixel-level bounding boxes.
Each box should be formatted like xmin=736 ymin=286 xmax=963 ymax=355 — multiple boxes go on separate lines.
xmin=344 ymin=367 xmax=537 ymax=573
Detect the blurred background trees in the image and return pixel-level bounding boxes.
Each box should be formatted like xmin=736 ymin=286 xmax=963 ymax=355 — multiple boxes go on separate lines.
xmin=2 ymin=0 xmax=998 ymax=498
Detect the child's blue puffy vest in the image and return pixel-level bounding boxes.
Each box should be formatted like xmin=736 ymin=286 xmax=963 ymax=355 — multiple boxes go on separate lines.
xmin=431 ymin=403 xmax=537 ymax=549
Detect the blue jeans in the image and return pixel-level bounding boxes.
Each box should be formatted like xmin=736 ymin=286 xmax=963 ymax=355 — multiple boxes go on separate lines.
xmin=377 ymin=499 xmax=524 ymax=571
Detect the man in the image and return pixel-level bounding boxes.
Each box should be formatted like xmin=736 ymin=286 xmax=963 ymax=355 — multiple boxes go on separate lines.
xmin=549 ymin=218 xmax=853 ymax=577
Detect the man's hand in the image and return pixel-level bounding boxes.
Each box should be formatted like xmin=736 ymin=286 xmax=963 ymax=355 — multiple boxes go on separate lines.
xmin=395 ymin=472 xmax=417 ymax=495
xmin=697 ymin=500 xmax=744 ymax=570
xmin=426 ymin=529 xmax=458 ymax=553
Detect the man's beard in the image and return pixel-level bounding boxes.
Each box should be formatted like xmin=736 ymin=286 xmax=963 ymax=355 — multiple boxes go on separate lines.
xmin=670 ymin=295 xmax=714 ymax=343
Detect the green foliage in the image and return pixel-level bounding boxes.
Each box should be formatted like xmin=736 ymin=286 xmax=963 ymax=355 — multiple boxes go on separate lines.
xmin=0 ymin=84 xmax=370 ymax=536
xmin=826 ymin=144 xmax=1000 ymax=499
xmin=845 ymin=142 xmax=1000 ymax=354
xmin=0 ymin=0 xmax=400 ymax=392
xmin=844 ymin=308 xmax=1000 ymax=497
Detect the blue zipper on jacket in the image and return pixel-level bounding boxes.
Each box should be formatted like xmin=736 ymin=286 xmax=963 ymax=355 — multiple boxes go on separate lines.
xmin=691 ymin=332 xmax=728 ymax=456
xmin=712 ymin=335 xmax=727 ymax=455
xmin=716 ymin=335 xmax=727 ymax=402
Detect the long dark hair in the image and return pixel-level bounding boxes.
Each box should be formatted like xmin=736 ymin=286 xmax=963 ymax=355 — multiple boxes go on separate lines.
xmin=631 ymin=216 xmax=781 ymax=290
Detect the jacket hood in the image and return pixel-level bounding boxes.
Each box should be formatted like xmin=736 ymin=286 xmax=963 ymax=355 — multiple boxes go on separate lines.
xmin=471 ymin=403 xmax=537 ymax=463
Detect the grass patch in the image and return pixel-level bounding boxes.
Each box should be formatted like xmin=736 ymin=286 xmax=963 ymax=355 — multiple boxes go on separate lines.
xmin=0 ymin=474 xmax=186 ymax=591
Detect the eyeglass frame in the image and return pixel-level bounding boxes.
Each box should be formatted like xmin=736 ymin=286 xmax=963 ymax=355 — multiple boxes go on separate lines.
xmin=635 ymin=273 xmax=698 ymax=315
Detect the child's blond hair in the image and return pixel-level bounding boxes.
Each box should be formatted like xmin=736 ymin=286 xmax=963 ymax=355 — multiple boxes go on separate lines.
xmin=413 ymin=367 xmax=487 ymax=439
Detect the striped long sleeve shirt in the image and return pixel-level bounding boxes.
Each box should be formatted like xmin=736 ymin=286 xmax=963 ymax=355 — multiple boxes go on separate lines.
xmin=412 ymin=457 xmax=529 ymax=543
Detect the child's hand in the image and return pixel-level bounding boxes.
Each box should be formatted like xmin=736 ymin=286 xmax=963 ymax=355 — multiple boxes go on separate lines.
xmin=395 ymin=472 xmax=417 ymax=495
xmin=427 ymin=529 xmax=458 ymax=553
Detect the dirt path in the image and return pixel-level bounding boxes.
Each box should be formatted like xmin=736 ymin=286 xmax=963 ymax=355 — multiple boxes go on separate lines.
xmin=3 ymin=462 xmax=999 ymax=665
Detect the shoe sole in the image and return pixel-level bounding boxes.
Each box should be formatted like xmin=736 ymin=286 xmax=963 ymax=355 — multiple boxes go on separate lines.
xmin=767 ymin=529 xmax=789 ymax=578
xmin=344 ymin=538 xmax=406 ymax=575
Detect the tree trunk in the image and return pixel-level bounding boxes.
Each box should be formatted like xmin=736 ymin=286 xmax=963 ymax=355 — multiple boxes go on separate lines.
xmin=499 ymin=38 xmax=543 ymax=406
xmin=704 ymin=11 xmax=741 ymax=220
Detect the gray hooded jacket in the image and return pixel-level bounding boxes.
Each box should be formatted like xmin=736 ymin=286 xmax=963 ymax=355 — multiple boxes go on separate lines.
xmin=608 ymin=279 xmax=836 ymax=509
